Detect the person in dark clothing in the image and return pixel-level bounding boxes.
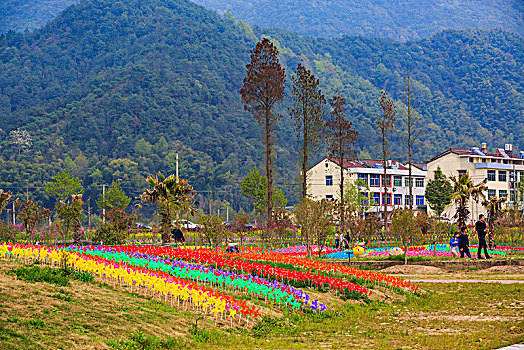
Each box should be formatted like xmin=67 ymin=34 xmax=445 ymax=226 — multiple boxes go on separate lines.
xmin=475 ymin=214 xmax=490 ymax=259
xmin=458 ymin=226 xmax=471 ymax=258
xmin=171 ymin=228 xmax=185 ymax=243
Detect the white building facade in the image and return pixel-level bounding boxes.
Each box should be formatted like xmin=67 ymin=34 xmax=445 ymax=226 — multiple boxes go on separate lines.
xmin=427 ymin=144 xmax=524 ymax=220
xmin=307 ymin=157 xmax=427 ymax=215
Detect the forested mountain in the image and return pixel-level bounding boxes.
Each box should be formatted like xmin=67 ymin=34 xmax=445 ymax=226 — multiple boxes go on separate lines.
xmin=0 ymin=0 xmax=78 ymax=33
xmin=0 ymin=0 xmax=522 ymax=216
xmin=192 ymin=0 xmax=523 ymax=41
xmin=2 ymin=0 xmax=523 ymax=41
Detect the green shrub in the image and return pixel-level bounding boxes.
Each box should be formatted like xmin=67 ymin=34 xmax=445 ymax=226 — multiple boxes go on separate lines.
xmin=13 ymin=266 xmax=70 ymax=286
xmin=107 ymin=331 xmax=186 ymax=349
xmin=93 ymin=222 xmax=127 ymax=245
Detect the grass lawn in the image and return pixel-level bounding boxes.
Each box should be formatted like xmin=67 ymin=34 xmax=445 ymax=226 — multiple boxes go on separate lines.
xmin=0 ymin=260 xmax=522 ymax=350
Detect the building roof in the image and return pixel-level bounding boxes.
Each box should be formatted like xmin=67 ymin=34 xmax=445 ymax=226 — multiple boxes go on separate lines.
xmin=410 ymin=162 xmax=427 ymax=170
xmin=429 ymin=147 xmax=524 ymax=163
xmin=325 ymin=156 xmax=410 ymax=170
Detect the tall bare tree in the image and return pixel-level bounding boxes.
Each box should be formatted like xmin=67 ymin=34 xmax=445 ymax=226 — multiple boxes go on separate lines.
xmin=376 ymin=91 xmax=396 ymax=221
xmin=402 ymin=70 xmax=422 ymax=209
xmin=325 ymin=92 xmax=358 ymax=229
xmin=240 ymin=38 xmax=285 ymax=222
xmin=290 ymin=64 xmax=326 ymax=199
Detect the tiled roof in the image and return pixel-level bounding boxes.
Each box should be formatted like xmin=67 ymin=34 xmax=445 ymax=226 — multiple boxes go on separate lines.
xmin=326 ymin=157 xmax=409 ymax=170
xmin=429 ymin=148 xmax=523 ymax=163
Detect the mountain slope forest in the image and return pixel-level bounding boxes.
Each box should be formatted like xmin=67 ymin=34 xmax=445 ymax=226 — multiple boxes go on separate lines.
xmin=0 ymin=0 xmax=79 ymax=33
xmin=0 ymin=0 xmax=522 ymax=217
xmin=2 ymin=0 xmax=522 ymax=41
xmin=192 ymin=0 xmax=524 ymax=41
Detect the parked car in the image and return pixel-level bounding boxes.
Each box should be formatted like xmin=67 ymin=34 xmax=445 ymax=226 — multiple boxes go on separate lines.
xmin=173 ymin=219 xmax=202 ymax=230
xmin=135 ymin=223 xmax=152 ymax=230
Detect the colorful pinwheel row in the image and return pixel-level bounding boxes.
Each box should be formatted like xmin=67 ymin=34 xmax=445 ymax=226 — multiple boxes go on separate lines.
xmin=223 ymin=251 xmax=418 ymax=292
xmin=108 ymin=245 xmax=373 ymax=296
xmin=0 ymin=244 xmax=261 ymax=325
xmin=64 ymin=246 xmax=323 ymax=311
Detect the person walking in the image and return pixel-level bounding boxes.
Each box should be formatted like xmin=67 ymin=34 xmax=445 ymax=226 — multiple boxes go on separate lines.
xmin=475 ymin=214 xmax=491 ymax=259
xmin=449 ymin=232 xmax=460 ymax=258
xmin=334 ymin=232 xmax=340 ymax=249
xmin=458 ymin=226 xmax=471 ymax=258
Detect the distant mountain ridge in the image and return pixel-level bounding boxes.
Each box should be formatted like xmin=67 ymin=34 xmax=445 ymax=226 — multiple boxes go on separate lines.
xmin=191 ymin=0 xmax=523 ymax=41
xmin=1 ymin=0 xmax=522 ymax=41
xmin=0 ymin=0 xmax=522 ymax=212
xmin=0 ymin=0 xmax=78 ymax=33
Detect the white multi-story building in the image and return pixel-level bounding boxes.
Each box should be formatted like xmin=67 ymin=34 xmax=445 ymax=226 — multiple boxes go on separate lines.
xmin=427 ymin=143 xmax=524 ymax=219
xmin=307 ymin=157 xmax=427 ymax=215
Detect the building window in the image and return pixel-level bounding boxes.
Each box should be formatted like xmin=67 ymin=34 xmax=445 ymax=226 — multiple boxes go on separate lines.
xmin=382 ymin=193 xmax=391 ymax=205
xmin=520 ymin=171 xmax=524 ymax=182
xmin=499 ymin=171 xmax=507 ymax=182
xmin=372 ymin=193 xmax=380 ymax=205
xmin=405 ymin=195 xmax=411 ymax=206
xmin=381 ymin=175 xmax=391 ymax=187
xmin=370 ymin=174 xmax=380 ymax=187
xmin=393 ymin=176 xmax=402 ymax=187
xmin=358 ymin=173 xmax=368 ymax=185
xmin=415 ymin=178 xmax=424 ymax=188
xmin=326 ymin=195 xmax=333 ymax=200
xmin=394 ymin=194 xmax=402 ymax=205
xmin=510 ymin=189 xmax=516 ymax=202
xmin=469 ymin=157 xmax=474 ymax=163
xmin=325 ymin=162 xmax=329 ymax=168
xmin=488 ymin=189 xmax=496 ymax=199
xmin=416 ymin=195 xmax=425 ymax=206
xmin=487 ymin=170 xmax=496 ymax=182
xmin=458 ymin=170 xmax=467 ymax=178
xmin=361 ymin=192 xmax=368 ymax=206
xmin=326 ymin=175 xmax=333 ymax=186
xmin=404 ymin=177 xmax=412 ymax=187
xmin=499 ymin=190 xmax=507 ymax=198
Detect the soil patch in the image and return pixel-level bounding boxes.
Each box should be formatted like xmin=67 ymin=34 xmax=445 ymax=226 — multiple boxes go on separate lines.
xmin=380 ymin=265 xmax=444 ymax=275
xmin=476 ymin=265 xmax=524 ymax=274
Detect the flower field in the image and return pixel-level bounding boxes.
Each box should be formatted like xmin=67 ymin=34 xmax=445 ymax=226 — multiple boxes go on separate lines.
xmin=0 ymin=243 xmax=418 ymax=328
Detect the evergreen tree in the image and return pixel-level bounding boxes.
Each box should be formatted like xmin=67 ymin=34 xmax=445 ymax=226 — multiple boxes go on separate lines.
xmin=425 ymin=166 xmax=452 ymax=217
xmin=240 ymin=38 xmax=285 ymax=222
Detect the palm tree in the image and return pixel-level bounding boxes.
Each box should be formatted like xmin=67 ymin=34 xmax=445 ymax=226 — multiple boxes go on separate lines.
xmin=482 ymin=195 xmax=506 ymax=249
xmin=138 ymin=172 xmax=198 ymax=244
xmin=0 ymin=190 xmax=13 ymax=224
xmin=450 ymin=172 xmax=487 ymax=230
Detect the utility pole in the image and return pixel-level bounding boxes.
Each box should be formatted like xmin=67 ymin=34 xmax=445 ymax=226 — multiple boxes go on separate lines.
xmin=176 ymin=152 xmax=179 ymax=178
xmin=26 ymin=183 xmax=29 ymax=201
xmin=226 ymin=207 xmax=229 ymax=222
xmin=12 ymin=198 xmax=18 ymax=224
xmin=87 ymin=201 xmax=92 ymax=229
xmin=102 ymin=184 xmax=106 ymax=223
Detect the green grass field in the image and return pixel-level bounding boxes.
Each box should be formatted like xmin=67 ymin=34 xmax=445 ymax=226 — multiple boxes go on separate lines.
xmin=0 ymin=260 xmax=522 ymax=350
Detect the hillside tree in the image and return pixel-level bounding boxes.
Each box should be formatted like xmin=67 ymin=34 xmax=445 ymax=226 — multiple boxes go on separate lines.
xmin=376 ymin=91 xmax=396 ymax=221
xmin=402 ymin=71 xmax=422 ymax=209
xmin=425 ymin=166 xmax=452 ymax=217
xmin=450 ymin=171 xmax=487 ymax=229
xmin=325 ymin=92 xmax=358 ymax=230
xmin=289 ymin=64 xmax=325 ymax=199
xmin=9 ymin=129 xmax=32 ymax=158
xmin=240 ymin=38 xmax=285 ymax=222
xmin=240 ymin=167 xmax=287 ymax=215
xmin=96 ymin=181 xmax=131 ymax=212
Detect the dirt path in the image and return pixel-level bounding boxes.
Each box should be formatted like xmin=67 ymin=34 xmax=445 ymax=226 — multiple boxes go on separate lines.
xmin=410 ymin=279 xmax=524 ymax=284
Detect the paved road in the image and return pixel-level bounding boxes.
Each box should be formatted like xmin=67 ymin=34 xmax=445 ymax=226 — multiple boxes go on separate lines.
xmin=496 ymin=345 xmax=524 ymax=350
xmin=410 ymin=279 xmax=524 ymax=284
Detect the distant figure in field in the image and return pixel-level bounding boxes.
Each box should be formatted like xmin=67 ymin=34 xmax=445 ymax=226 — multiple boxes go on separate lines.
xmin=458 ymin=226 xmax=471 ymax=258
xmin=449 ymin=232 xmax=459 ymax=258
xmin=334 ymin=232 xmax=340 ymax=249
xmin=475 ymin=214 xmax=491 ymax=259
xmin=171 ymin=228 xmax=185 ymax=243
